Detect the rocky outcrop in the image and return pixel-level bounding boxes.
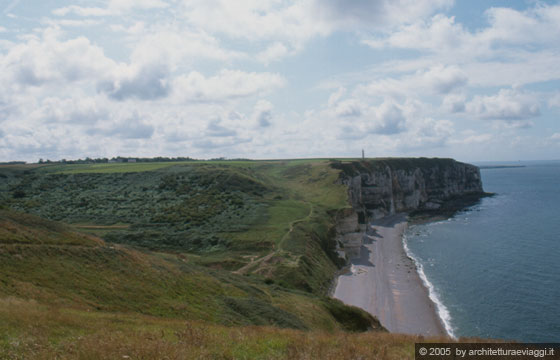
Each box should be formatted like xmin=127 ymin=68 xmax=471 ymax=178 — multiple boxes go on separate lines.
xmin=333 ymin=158 xmax=484 ymax=221
xmin=331 ymin=158 xmax=486 ymax=262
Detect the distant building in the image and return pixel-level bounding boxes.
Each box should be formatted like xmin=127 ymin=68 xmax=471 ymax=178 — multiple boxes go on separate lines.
xmin=128 ymin=159 xmax=137 ymax=163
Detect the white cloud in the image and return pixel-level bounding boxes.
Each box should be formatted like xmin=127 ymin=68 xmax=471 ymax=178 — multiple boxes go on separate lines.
xmin=256 ymin=42 xmax=291 ymax=64
xmin=551 ymin=133 xmax=560 ymax=141
xmin=53 ymin=0 xmax=168 ymax=17
xmin=466 ymin=88 xmax=540 ymax=121
xmin=442 ymin=94 xmax=466 ymax=113
xmin=173 ymin=70 xmax=285 ymax=103
xmin=52 ymin=6 xmax=111 ymax=17
xmin=358 ymin=64 xmax=468 ymax=99
xmin=108 ymin=0 xmax=168 ymax=12
xmin=31 ymin=96 xmax=108 ymax=124
xmin=99 ymin=63 xmax=170 ymax=101
xmin=366 ymin=4 xmax=560 ymax=54
xmin=370 ymin=101 xmax=407 ymax=135
xmin=88 ymin=112 xmax=155 ymax=139
xmin=129 ymin=30 xmax=244 ymax=68
xmin=1 ymin=28 xmax=115 ymax=89
xmin=252 ymin=100 xmax=274 ymax=128
xmin=362 ymin=4 xmax=560 ymax=88
xmin=450 ymin=131 xmax=493 ymax=145
xmin=179 ymin=0 xmax=452 ymax=59
xmin=549 ymin=93 xmax=560 ymax=108
xmin=205 ymin=118 xmax=237 ymax=138
xmin=3 ymin=0 xmax=21 ymax=15
xmin=315 ymin=0 xmax=453 ymax=30
xmin=421 ymin=65 xmax=467 ymax=94
xmin=396 ymin=117 xmax=453 ymax=151
xmin=179 ymin=0 xmax=325 ymax=46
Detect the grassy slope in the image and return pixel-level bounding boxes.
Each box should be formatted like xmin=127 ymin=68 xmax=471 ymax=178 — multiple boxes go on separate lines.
xmin=0 ymin=297 xmax=471 ymax=360
xmin=0 ymin=159 xmax=497 ymax=358
xmin=0 ymin=160 xmax=394 ymax=357
xmin=1 ymin=160 xmax=349 ymax=294
xmin=0 ymin=207 xmax=381 ymax=329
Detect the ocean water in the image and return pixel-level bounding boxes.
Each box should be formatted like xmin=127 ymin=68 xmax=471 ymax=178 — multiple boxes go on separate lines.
xmin=404 ymin=161 xmax=560 ymax=342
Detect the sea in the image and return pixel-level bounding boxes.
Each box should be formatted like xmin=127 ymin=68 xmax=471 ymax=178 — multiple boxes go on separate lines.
xmin=403 ymin=160 xmax=560 ymax=342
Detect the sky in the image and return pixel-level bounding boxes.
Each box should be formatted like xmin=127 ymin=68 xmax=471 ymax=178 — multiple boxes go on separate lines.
xmin=1 ymin=0 xmax=559 ymax=163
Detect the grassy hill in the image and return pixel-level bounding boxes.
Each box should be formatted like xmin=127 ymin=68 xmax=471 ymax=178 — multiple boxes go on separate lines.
xmin=1 ymin=160 xmax=353 ymax=293
xmin=0 ymin=160 xmax=396 ymax=358
xmin=0 ymin=159 xmax=490 ymax=358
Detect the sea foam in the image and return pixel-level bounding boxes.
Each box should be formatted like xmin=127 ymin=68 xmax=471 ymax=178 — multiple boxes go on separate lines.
xmin=403 ymin=234 xmax=457 ymax=339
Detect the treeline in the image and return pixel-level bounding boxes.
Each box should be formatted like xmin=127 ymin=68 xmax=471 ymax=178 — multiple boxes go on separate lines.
xmin=37 ymin=156 xmax=196 ymax=164
xmin=34 ymin=156 xmax=254 ymax=164
xmin=0 ymin=161 xmax=26 ymax=165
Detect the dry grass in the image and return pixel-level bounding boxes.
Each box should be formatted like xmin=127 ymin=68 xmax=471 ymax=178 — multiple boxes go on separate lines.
xmin=0 ymin=297 xmax=491 ymax=360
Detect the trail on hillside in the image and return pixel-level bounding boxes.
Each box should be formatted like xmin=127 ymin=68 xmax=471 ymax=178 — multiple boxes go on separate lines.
xmin=233 ymin=201 xmax=313 ymax=275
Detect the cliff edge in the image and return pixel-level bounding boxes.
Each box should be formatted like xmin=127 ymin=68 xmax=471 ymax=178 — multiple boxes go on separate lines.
xmin=331 ymin=158 xmax=488 ymax=260
xmin=333 ymin=158 xmax=486 ymax=221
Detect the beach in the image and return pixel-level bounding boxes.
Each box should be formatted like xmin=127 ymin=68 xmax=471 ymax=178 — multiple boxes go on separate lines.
xmin=333 ymin=214 xmax=446 ymax=336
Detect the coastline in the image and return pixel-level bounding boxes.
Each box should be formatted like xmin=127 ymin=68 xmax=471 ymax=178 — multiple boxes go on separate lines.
xmin=333 ymin=214 xmax=447 ymax=337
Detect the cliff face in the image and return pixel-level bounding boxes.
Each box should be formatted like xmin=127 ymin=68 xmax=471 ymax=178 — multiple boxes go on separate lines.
xmin=337 ymin=158 xmax=484 ymax=220
xmin=332 ymin=158 xmax=485 ymax=261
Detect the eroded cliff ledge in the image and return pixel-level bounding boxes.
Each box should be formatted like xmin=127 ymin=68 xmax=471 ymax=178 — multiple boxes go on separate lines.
xmin=331 ymin=158 xmax=488 ymax=261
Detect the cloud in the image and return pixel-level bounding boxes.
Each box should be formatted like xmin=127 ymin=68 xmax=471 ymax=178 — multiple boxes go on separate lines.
xmin=358 ymin=64 xmax=468 ymax=99
xmin=32 ymin=96 xmax=108 ymax=124
xmin=361 ymin=4 xmax=560 ymax=88
xmin=549 ymin=93 xmax=560 ymax=108
xmin=365 ymin=4 xmax=560 ymax=53
xmin=99 ymin=63 xmax=170 ymax=101
xmin=88 ymin=112 xmax=155 ymax=139
xmin=173 ymin=70 xmax=285 ymax=103
xmin=256 ymin=42 xmax=291 ymax=64
xmin=205 ymin=118 xmax=237 ymax=137
xmin=179 ymin=0 xmax=452 ymax=60
xmin=442 ymin=94 xmax=466 ymax=113
xmin=52 ymin=6 xmax=110 ymax=17
xmin=334 ymin=99 xmax=362 ymax=118
xmin=194 ymin=137 xmax=251 ymax=150
xmin=252 ymin=100 xmax=274 ymax=128
xmin=1 ymin=28 xmax=115 ymax=89
xmin=395 ymin=117 xmax=454 ymax=151
xmin=370 ymin=101 xmax=407 ymax=135
xmin=129 ymin=30 xmax=244 ymax=67
xmin=466 ymin=88 xmax=540 ymax=121
xmin=3 ymin=0 xmax=21 ymax=15
xmin=53 ymin=0 xmax=168 ymax=17
xmin=551 ymin=133 xmax=560 ymax=141
xmin=421 ymin=65 xmax=467 ymax=94
xmin=449 ymin=131 xmax=493 ymax=145
xmin=314 ymin=0 xmax=452 ymax=30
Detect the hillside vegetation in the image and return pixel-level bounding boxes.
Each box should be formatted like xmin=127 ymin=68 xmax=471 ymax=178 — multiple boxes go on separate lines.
xmin=0 ymin=159 xmax=489 ymax=358
xmin=0 ymin=160 xmax=393 ymax=358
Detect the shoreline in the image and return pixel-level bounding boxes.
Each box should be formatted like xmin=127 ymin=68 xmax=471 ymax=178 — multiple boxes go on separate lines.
xmin=332 ymin=213 xmax=447 ymax=337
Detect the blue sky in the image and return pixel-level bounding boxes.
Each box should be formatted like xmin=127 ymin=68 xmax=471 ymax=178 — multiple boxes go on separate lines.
xmin=1 ymin=0 xmax=559 ymax=162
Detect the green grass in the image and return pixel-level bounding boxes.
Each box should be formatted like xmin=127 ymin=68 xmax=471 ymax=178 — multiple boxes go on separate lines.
xmin=0 ymin=158 xmax=494 ymax=358
xmin=0 ymin=159 xmax=355 ymax=296
xmin=0 ymin=296 xmax=461 ymax=360
xmin=45 ymin=162 xmax=181 ymax=174
xmin=0 ymin=209 xmax=380 ymax=333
